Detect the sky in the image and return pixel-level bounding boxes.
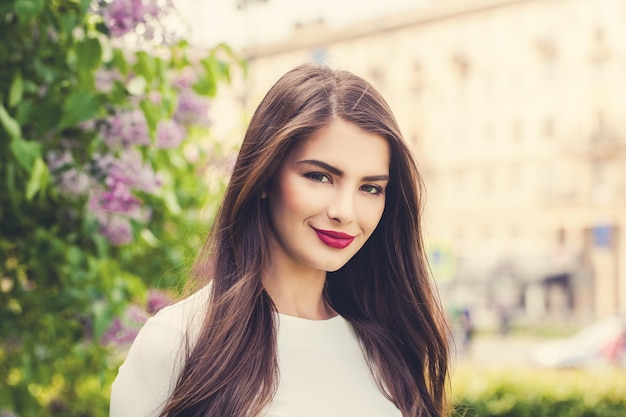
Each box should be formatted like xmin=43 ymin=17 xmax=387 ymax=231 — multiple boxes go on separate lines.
xmin=175 ymin=0 xmax=430 ymax=48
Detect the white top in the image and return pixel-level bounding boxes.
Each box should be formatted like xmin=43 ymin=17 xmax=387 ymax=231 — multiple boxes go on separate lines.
xmin=110 ymin=287 xmax=402 ymax=417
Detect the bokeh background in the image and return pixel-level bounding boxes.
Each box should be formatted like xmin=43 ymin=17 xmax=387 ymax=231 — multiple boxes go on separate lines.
xmin=1 ymin=0 xmax=625 ymax=416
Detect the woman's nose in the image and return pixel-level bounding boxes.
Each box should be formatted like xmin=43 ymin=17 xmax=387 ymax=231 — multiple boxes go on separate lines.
xmin=327 ymin=188 xmax=355 ymax=224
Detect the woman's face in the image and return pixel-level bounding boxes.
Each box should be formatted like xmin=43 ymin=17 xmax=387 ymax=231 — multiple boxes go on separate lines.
xmin=266 ymin=118 xmax=390 ymax=273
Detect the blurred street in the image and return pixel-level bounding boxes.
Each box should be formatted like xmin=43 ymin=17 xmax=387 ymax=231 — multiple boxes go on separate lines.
xmin=455 ymin=335 xmax=543 ymax=368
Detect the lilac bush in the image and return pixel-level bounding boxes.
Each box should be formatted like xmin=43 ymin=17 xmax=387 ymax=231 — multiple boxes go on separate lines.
xmin=1 ymin=0 xmax=243 ymax=414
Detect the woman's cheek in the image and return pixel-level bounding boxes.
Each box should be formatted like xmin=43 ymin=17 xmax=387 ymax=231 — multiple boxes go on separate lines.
xmin=281 ymin=176 xmax=316 ymax=213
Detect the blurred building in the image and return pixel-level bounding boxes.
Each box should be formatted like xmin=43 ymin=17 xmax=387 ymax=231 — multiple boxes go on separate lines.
xmin=220 ymin=0 xmax=626 ymax=326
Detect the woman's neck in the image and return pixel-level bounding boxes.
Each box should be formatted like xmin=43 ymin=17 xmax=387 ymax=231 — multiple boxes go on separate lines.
xmin=262 ymin=264 xmax=335 ymax=320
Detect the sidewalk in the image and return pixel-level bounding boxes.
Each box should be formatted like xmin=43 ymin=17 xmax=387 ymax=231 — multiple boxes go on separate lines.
xmin=453 ymin=335 xmax=540 ymax=367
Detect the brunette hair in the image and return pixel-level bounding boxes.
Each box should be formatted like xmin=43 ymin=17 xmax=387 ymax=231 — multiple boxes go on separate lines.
xmin=159 ymin=64 xmax=450 ymax=417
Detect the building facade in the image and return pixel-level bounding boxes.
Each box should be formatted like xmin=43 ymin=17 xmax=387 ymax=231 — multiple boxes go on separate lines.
xmin=221 ymin=0 xmax=626 ymax=327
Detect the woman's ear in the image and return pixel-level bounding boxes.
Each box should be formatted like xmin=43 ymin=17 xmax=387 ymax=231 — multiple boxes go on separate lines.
xmin=261 ymin=189 xmax=268 ymax=199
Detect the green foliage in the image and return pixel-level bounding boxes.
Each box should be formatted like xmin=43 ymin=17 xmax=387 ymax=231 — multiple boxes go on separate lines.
xmin=452 ymin=365 xmax=626 ymax=417
xmin=0 ymin=1 xmax=243 ymax=415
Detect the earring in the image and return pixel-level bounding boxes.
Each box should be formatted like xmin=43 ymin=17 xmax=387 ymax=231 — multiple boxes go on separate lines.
xmin=261 ymin=190 xmax=267 ymax=199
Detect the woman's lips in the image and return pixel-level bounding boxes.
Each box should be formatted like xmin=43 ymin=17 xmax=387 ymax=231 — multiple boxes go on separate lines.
xmin=313 ymin=228 xmax=355 ymax=249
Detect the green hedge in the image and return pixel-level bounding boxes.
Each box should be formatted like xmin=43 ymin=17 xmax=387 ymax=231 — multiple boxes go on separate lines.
xmin=452 ymin=365 xmax=626 ymax=417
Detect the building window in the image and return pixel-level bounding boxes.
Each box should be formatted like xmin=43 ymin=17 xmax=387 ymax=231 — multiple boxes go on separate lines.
xmin=484 ymin=122 xmax=494 ymax=143
xmin=411 ymin=61 xmax=423 ymax=93
xmin=590 ymin=27 xmax=611 ymax=63
xmin=543 ymin=117 xmax=555 ymax=139
xmin=451 ymin=51 xmax=470 ymax=78
xmin=534 ymin=35 xmax=558 ymax=82
xmin=534 ymin=35 xmax=558 ymax=61
xmin=590 ymin=161 xmax=611 ymax=203
xmin=483 ymin=169 xmax=493 ymax=196
xmin=511 ymin=120 xmax=523 ymax=142
xmin=590 ymin=110 xmax=608 ymax=142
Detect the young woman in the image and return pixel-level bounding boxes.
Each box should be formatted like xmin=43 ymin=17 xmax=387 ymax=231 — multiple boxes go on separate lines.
xmin=110 ymin=64 xmax=450 ymax=417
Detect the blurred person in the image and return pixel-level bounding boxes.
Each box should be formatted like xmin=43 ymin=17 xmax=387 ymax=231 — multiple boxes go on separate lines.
xmin=459 ymin=307 xmax=474 ymax=352
xmin=110 ymin=64 xmax=450 ymax=417
xmin=447 ymin=305 xmax=473 ymax=356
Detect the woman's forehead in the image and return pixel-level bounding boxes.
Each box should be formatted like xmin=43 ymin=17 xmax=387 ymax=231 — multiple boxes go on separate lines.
xmin=285 ymin=119 xmax=390 ymax=175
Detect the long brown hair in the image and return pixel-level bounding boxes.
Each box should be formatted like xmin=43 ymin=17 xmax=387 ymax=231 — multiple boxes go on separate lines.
xmin=159 ymin=64 xmax=449 ymax=417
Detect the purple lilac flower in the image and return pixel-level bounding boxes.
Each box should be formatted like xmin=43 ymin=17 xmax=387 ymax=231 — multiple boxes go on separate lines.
xmin=94 ymin=68 xmax=122 ymax=93
xmin=127 ymin=304 xmax=150 ymax=323
xmin=101 ymin=109 xmax=150 ymax=149
xmin=102 ymin=298 xmax=174 ymax=346
xmin=91 ymin=178 xmax=141 ymax=214
xmin=173 ymin=89 xmax=211 ymax=127
xmin=79 ymin=119 xmax=97 ymax=131
xmin=113 ymin=149 xmax=161 ymax=193
xmin=172 ymin=67 xmax=197 ymax=90
xmin=148 ymin=90 xmax=162 ymax=105
xmin=46 ymin=151 xmax=91 ymax=196
xmin=100 ymin=312 xmax=143 ymax=345
xmin=98 ymin=214 xmax=133 ymax=245
xmin=147 ymin=289 xmax=172 ymax=314
xmin=91 ymin=153 xmax=117 ymax=182
xmin=101 ymin=317 xmax=127 ymax=345
xmin=88 ymin=150 xmax=160 ymax=244
xmin=156 ymin=119 xmax=186 ymax=149
xmin=103 ymin=0 xmax=160 ymax=38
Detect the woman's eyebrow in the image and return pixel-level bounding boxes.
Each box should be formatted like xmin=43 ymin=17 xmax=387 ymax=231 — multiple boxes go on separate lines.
xmin=296 ymin=159 xmax=343 ymax=176
xmin=296 ymin=159 xmax=389 ymax=182
xmin=363 ymin=174 xmax=390 ymax=182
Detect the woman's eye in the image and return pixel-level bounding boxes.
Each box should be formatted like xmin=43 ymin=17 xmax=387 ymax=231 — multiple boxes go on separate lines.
xmin=361 ymin=184 xmax=383 ymax=195
xmin=306 ymin=172 xmax=331 ymax=183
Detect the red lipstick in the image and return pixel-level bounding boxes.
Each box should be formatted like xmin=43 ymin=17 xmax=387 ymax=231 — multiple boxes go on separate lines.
xmin=313 ymin=228 xmax=355 ymax=249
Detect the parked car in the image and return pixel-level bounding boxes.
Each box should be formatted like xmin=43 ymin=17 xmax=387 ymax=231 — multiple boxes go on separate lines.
xmin=530 ymin=315 xmax=626 ymax=368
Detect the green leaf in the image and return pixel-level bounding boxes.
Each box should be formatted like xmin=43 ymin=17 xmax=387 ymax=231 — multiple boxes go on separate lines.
xmin=61 ymin=13 xmax=79 ymax=37
xmin=140 ymin=229 xmax=159 ymax=247
xmin=194 ymin=75 xmax=216 ymax=96
xmin=162 ymin=188 xmax=182 ymax=215
xmin=92 ymin=301 xmax=114 ymax=340
xmin=75 ymin=39 xmax=102 ymax=88
xmin=75 ymin=37 xmax=102 ymax=71
xmin=5 ymin=161 xmax=16 ymax=193
xmin=25 ymin=157 xmax=49 ymax=200
xmin=112 ymin=49 xmax=129 ymax=75
xmin=0 ymin=3 xmax=13 ymax=15
xmin=60 ymin=91 xmax=99 ymax=128
xmin=9 ymin=72 xmax=24 ymax=108
xmin=196 ymin=57 xmax=219 ymax=96
xmin=140 ymin=99 xmax=161 ymax=135
xmin=134 ymin=51 xmax=157 ymax=83
xmin=79 ymin=0 xmax=91 ymax=13
xmin=0 ymin=102 xmax=22 ymax=139
xmin=14 ymin=0 xmax=44 ymax=23
xmin=32 ymin=58 xmax=58 ymax=85
xmin=9 ymin=137 xmax=41 ymax=172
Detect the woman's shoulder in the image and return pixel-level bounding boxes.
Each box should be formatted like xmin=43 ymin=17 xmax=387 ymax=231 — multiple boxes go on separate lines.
xmin=151 ymin=284 xmax=211 ymax=334
xmin=110 ymin=285 xmax=211 ymax=417
xmin=124 ymin=284 xmax=210 ymax=364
